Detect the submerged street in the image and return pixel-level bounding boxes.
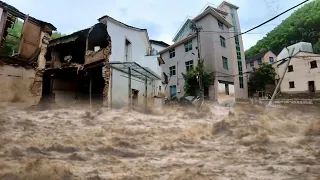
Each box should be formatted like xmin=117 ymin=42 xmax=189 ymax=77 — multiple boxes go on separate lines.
xmin=0 ymin=104 xmax=319 ymax=179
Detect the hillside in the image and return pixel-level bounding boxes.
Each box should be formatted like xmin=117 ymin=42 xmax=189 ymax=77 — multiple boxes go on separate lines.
xmin=245 ymin=0 xmax=320 ymax=59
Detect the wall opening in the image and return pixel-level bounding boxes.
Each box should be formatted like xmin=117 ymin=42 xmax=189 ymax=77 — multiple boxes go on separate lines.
xmin=125 ymin=38 xmax=132 ymax=62
xmin=1 ymin=16 xmax=24 ymax=56
xmin=308 ymin=81 xmax=315 ymax=93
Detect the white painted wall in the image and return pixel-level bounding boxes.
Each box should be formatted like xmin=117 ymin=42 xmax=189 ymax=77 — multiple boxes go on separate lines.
xmin=277 ymin=52 xmax=320 ymax=93
xmin=0 ymin=64 xmax=40 ymax=105
xmin=151 ymin=43 xmax=167 ymax=55
xmin=101 ymin=18 xmax=160 ymax=109
xmin=161 ymin=37 xmax=198 ymax=98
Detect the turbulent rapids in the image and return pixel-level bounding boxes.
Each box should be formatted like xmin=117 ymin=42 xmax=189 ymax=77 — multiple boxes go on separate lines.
xmin=0 ymin=104 xmax=319 ymax=179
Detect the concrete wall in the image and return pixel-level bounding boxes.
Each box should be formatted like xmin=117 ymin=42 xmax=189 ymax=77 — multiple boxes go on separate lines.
xmin=101 ymin=19 xmax=159 ymax=109
xmin=151 ymin=43 xmax=167 ymax=55
xmin=0 ymin=64 xmax=40 ymax=104
xmin=110 ymin=69 xmax=154 ymax=109
xmin=161 ymin=10 xmax=245 ymax=100
xmin=219 ymin=4 xmax=248 ymax=99
xmin=277 ymin=52 xmax=320 ymax=93
xmin=161 ymin=37 xmax=198 ymax=98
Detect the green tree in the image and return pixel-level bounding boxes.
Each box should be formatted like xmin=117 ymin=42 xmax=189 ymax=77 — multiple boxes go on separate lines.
xmin=3 ymin=20 xmax=23 ymax=56
xmin=52 ymin=32 xmax=65 ymax=39
xmin=2 ymin=20 xmax=64 ymax=56
xmin=248 ymin=63 xmax=276 ymax=96
xmin=245 ymin=0 xmax=320 ymax=59
xmin=182 ymin=60 xmax=214 ymax=95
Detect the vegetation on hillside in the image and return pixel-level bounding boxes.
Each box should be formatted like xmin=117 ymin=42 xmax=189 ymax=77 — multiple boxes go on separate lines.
xmin=182 ymin=60 xmax=214 ymax=95
xmin=3 ymin=20 xmax=64 ymax=56
xmin=248 ymin=63 xmax=276 ymax=96
xmin=245 ymin=0 xmax=320 ymax=59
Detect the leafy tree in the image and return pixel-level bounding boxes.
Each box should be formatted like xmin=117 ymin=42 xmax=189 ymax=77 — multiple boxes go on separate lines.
xmin=248 ymin=63 xmax=276 ymax=96
xmin=182 ymin=60 xmax=214 ymax=95
xmin=245 ymin=0 xmax=320 ymax=59
xmin=3 ymin=20 xmax=23 ymax=56
xmin=52 ymin=32 xmax=65 ymax=39
xmin=2 ymin=20 xmax=64 ymax=56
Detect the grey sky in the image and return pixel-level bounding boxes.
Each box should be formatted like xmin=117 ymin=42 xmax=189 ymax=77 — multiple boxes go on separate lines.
xmin=4 ymin=0 xmax=306 ymax=50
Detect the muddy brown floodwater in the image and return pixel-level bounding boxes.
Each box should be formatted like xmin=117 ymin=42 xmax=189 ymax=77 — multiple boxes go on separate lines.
xmin=0 ymin=104 xmax=319 ymax=180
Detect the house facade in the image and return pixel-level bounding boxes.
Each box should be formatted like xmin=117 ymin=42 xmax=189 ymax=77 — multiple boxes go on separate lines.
xmin=0 ymin=1 xmax=55 ymax=105
xmin=246 ymin=50 xmax=278 ymax=71
xmin=160 ymin=1 xmax=247 ymax=101
xmin=277 ymin=51 xmax=320 ymax=93
xmin=44 ymin=15 xmax=162 ymax=110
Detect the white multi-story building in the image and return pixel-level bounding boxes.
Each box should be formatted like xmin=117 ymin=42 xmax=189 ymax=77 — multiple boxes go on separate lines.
xmin=159 ymin=1 xmax=248 ymax=101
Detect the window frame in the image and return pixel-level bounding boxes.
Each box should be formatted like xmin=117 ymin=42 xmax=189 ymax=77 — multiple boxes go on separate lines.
xmin=258 ymin=58 xmax=262 ymax=65
xmin=185 ymin=60 xmax=194 ymax=72
xmin=169 ymin=49 xmax=175 ymax=59
xmin=250 ymin=62 xmax=254 ymax=68
xmin=184 ymin=40 xmax=192 ymax=52
xmin=289 ymin=81 xmax=295 ymax=89
xmin=169 ymin=66 xmax=176 ymax=76
xmin=220 ymin=36 xmax=226 ymax=48
xmin=288 ymin=65 xmax=293 ymax=72
xmin=222 ymin=56 xmax=228 ymax=70
xmin=269 ymin=57 xmax=274 ymax=63
xmin=218 ymin=20 xmax=224 ymax=30
xmin=310 ymin=60 xmax=317 ymax=69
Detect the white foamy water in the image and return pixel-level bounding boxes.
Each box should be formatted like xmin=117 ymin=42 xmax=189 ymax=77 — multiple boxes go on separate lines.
xmin=0 ymin=104 xmax=319 ymax=179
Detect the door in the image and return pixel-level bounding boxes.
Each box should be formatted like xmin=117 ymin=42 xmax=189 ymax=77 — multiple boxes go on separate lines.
xmin=308 ymin=81 xmax=315 ymax=93
xmin=170 ymin=85 xmax=176 ymax=99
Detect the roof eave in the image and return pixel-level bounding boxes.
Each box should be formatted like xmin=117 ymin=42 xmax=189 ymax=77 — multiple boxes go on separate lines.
xmin=192 ymin=8 xmax=233 ymax=28
xmin=159 ymin=34 xmax=197 ymax=54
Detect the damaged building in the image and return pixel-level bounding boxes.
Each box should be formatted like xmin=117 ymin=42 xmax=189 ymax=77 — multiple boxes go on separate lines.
xmin=0 ymin=1 xmax=56 ymax=104
xmin=44 ymin=15 xmax=163 ymax=110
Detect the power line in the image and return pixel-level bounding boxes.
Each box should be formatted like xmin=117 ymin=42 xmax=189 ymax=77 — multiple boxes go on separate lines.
xmin=225 ymin=0 xmax=311 ymax=41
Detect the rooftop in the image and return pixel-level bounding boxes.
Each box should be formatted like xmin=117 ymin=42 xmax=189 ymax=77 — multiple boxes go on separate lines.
xmin=0 ymin=1 xmax=56 ymax=31
xmin=150 ymin=40 xmax=170 ymax=47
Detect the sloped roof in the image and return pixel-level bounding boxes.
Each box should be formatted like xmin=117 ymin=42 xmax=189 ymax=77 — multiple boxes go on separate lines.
xmin=0 ymin=1 xmax=56 ymax=30
xmin=98 ymin=15 xmax=147 ymax=32
xmin=192 ymin=7 xmax=232 ymax=28
xmin=150 ymin=40 xmax=170 ymax=47
xmin=246 ymin=51 xmax=268 ymax=63
xmin=277 ymin=42 xmax=313 ymax=61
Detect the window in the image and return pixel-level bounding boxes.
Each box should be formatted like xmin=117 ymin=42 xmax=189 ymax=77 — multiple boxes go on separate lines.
xmin=125 ymin=39 xmax=132 ymax=62
xmin=258 ymin=58 xmax=262 ymax=65
xmin=218 ymin=20 xmax=223 ymax=29
xmin=269 ymin=57 xmax=274 ymax=63
xmin=169 ymin=49 xmax=175 ymax=58
xmin=310 ymin=61 xmax=317 ymax=69
xmin=159 ymin=86 xmax=161 ymax=91
xmin=185 ymin=60 xmax=194 ymax=72
xmin=220 ymin=36 xmax=226 ymax=48
xmin=184 ymin=41 xmax=192 ymax=52
xmin=288 ymin=65 xmax=293 ymax=72
xmin=289 ymin=81 xmax=295 ymax=88
xmin=169 ymin=66 xmax=176 ymax=76
xmin=239 ymin=76 xmax=244 ymax=88
xmin=222 ymin=57 xmax=228 ymax=70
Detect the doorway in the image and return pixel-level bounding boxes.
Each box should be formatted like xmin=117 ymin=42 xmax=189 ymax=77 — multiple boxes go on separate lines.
xmin=132 ymin=89 xmax=139 ymax=107
xmin=308 ymin=81 xmax=315 ymax=93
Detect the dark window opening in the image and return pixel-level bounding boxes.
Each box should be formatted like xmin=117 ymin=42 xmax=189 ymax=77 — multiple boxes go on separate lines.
xmin=218 ymin=20 xmax=223 ymax=29
xmin=288 ymin=65 xmax=293 ymax=72
xmin=289 ymin=81 xmax=295 ymax=88
xmin=185 ymin=60 xmax=193 ymax=72
xmin=169 ymin=66 xmax=176 ymax=76
xmin=310 ymin=61 xmax=317 ymax=69
xmin=308 ymin=81 xmax=315 ymax=93
xmin=169 ymin=49 xmax=175 ymax=58
xmin=184 ymin=40 xmax=192 ymax=52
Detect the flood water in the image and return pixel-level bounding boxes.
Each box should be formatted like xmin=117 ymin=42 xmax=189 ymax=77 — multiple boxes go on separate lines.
xmin=0 ymin=103 xmax=319 ymax=179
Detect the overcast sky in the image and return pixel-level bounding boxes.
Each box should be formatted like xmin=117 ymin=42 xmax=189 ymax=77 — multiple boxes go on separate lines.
xmin=4 ymin=0 xmax=307 ymax=50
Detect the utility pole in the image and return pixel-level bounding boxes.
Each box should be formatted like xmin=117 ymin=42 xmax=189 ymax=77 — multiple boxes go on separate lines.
xmin=267 ymin=47 xmax=296 ymax=107
xmin=193 ymin=24 xmax=203 ymax=105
